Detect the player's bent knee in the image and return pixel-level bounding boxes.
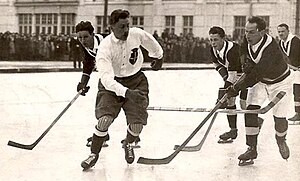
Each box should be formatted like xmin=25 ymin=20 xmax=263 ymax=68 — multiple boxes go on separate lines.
xmin=96 ymin=115 xmax=114 ymax=131
xmin=128 ymin=124 xmax=143 ymax=136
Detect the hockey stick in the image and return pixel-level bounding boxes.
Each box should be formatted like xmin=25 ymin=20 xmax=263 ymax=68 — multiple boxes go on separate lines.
xmin=137 ymin=93 xmax=228 ymax=165
xmin=137 ymin=74 xmax=249 ymax=165
xmin=173 ymin=111 xmax=218 ymax=151
xmin=147 ymin=106 xmax=211 ymax=112
xmin=173 ymin=91 xmax=286 ymax=152
xmin=7 ymin=91 xmax=82 ymax=150
xmin=147 ymin=96 xmax=284 ymax=114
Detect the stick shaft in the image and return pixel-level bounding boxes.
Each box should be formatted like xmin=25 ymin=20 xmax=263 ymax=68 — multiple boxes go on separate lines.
xmin=7 ymin=91 xmax=82 ymax=150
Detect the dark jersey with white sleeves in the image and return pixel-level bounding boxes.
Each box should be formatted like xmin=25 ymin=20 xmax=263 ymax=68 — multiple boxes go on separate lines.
xmin=210 ymin=40 xmax=242 ymax=83
xmin=80 ymin=33 xmax=103 ymax=75
xmin=278 ymin=34 xmax=300 ymax=68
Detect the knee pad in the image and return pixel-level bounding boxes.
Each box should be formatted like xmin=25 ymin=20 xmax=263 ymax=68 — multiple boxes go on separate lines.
xmin=96 ymin=115 xmax=114 ymax=132
xmin=240 ymin=89 xmax=248 ymax=100
xmin=293 ymin=84 xmax=300 ymax=98
xmin=245 ymin=105 xmax=260 ymax=127
xmin=274 ymin=116 xmax=288 ymax=135
xmin=227 ymin=97 xmax=236 ymax=107
xmin=128 ymin=124 xmax=143 ymax=137
xmin=218 ymin=88 xmax=227 ymax=100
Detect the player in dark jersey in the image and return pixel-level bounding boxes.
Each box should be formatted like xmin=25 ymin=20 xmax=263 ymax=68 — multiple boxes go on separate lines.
xmin=227 ymin=17 xmax=293 ymax=166
xmin=208 ymin=26 xmax=247 ymax=143
xmin=75 ymin=21 xmax=109 ymax=147
xmin=277 ymin=23 xmax=300 ymax=123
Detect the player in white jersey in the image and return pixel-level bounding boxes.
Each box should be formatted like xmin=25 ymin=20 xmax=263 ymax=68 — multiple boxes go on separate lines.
xmin=227 ymin=16 xmax=293 ymax=166
xmin=277 ymin=23 xmax=300 ymax=123
xmin=81 ymin=9 xmax=163 ymax=170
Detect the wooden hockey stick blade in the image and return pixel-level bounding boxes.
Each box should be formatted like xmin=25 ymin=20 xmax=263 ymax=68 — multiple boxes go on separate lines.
xmin=137 ymin=94 xmax=227 ymax=165
xmin=7 ymin=91 xmax=81 ymax=150
xmin=7 ymin=140 xmax=35 ymax=150
xmin=174 ymin=91 xmax=286 ymax=152
xmin=137 ymin=74 xmax=247 ymax=165
xmin=217 ymin=91 xmax=286 ymax=114
xmin=174 ymin=112 xmax=218 ymax=152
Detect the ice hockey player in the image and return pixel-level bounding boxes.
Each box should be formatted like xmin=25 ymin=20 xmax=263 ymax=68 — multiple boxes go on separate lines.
xmin=208 ymin=26 xmax=247 ymax=143
xmin=277 ymin=23 xmax=300 ymax=123
xmin=227 ymin=16 xmax=293 ymax=166
xmin=75 ymin=21 xmax=110 ymax=147
xmin=80 ymin=9 xmax=163 ymax=170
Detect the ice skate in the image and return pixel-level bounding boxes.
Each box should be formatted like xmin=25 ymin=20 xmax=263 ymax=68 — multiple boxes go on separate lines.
xmin=288 ymin=113 xmax=300 ymax=125
xmin=122 ymin=139 xmax=135 ymax=164
xmin=86 ymin=134 xmax=109 ymax=147
xmin=277 ymin=140 xmax=290 ymax=160
xmin=81 ymin=153 xmax=99 ymax=171
xmin=218 ymin=129 xmax=237 ymax=143
xmin=121 ymin=137 xmax=141 ymax=149
xmin=238 ymin=146 xmax=257 ymax=166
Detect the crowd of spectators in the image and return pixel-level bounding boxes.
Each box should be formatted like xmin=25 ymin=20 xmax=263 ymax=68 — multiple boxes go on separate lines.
xmin=0 ymin=30 xmax=238 ymax=66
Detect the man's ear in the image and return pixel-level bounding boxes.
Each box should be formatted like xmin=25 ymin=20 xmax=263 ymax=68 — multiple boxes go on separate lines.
xmin=259 ymin=29 xmax=266 ymax=36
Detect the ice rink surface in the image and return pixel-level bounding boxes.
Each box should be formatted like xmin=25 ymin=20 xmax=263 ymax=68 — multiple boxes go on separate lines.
xmin=1 ymin=70 xmax=300 ymax=181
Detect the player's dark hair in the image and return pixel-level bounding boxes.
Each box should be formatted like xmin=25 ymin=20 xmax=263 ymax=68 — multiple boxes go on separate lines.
xmin=75 ymin=21 xmax=94 ymax=34
xmin=278 ymin=23 xmax=289 ymax=31
xmin=209 ymin=26 xmax=225 ymax=38
xmin=247 ymin=16 xmax=266 ymax=31
xmin=109 ymin=9 xmax=130 ymax=25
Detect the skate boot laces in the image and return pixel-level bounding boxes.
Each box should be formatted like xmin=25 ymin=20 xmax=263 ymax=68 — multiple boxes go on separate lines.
xmin=123 ymin=141 xmax=135 ymax=164
xmin=84 ymin=154 xmax=98 ymax=165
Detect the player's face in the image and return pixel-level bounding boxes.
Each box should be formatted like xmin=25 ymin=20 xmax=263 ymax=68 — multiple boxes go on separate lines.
xmin=277 ymin=26 xmax=289 ymax=41
xmin=209 ymin=34 xmax=224 ymax=51
xmin=77 ymin=30 xmax=93 ymax=48
xmin=111 ymin=18 xmax=130 ymax=41
xmin=245 ymin=22 xmax=264 ymax=45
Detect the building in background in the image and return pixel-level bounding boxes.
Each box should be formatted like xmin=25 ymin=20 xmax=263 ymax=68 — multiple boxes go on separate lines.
xmin=0 ymin=0 xmax=299 ymax=39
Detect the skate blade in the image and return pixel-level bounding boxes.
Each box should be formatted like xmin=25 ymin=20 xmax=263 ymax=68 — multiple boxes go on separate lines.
xmin=122 ymin=144 xmax=141 ymax=149
xmin=86 ymin=142 xmax=109 ymax=147
xmin=81 ymin=164 xmax=95 ymax=171
xmin=238 ymin=159 xmax=254 ymax=166
xmin=217 ymin=139 xmax=234 ymax=144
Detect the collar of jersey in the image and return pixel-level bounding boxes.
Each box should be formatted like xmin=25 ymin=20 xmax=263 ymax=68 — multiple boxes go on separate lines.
xmin=111 ymin=33 xmax=125 ymax=44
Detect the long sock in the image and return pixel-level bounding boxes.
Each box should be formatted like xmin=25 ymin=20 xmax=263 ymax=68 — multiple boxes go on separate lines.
xmin=91 ymin=133 xmax=106 ymax=154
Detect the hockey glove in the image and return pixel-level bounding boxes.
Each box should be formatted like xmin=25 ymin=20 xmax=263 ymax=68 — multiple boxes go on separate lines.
xmin=77 ymin=82 xmax=90 ymax=96
xmin=125 ymin=89 xmax=148 ymax=108
xmin=242 ymin=58 xmax=255 ymax=74
xmin=77 ymin=74 xmax=90 ymax=96
xmin=224 ymin=81 xmax=233 ymax=89
xmin=226 ymin=85 xmax=239 ymax=98
xmin=150 ymin=58 xmax=163 ymax=71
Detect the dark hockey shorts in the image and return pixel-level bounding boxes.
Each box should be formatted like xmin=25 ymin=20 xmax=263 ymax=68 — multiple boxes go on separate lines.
xmin=95 ymin=71 xmax=149 ymax=125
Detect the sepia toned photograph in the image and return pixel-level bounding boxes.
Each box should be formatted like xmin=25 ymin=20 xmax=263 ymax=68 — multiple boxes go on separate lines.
xmin=1 ymin=0 xmax=300 ymax=180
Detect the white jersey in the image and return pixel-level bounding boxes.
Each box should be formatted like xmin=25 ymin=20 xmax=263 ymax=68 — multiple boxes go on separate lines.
xmin=96 ymin=27 xmax=163 ymax=97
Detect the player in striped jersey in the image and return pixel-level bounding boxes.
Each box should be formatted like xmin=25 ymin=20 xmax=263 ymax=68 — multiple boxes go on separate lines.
xmin=277 ymin=23 xmax=300 ymax=122
xmin=75 ymin=21 xmax=109 ymax=147
xmin=209 ymin=26 xmax=247 ymax=143
xmin=227 ymin=17 xmax=293 ymax=166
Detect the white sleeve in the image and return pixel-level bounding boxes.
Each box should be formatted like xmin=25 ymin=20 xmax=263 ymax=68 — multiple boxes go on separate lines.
xmin=96 ymin=42 xmax=128 ymax=97
xmin=138 ymin=29 xmax=163 ymax=59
